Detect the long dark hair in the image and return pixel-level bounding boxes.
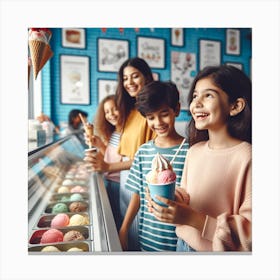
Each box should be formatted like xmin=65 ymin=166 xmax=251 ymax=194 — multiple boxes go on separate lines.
xmin=187 ymin=65 xmax=252 ymax=146
xmin=115 ymin=57 xmax=153 ymax=128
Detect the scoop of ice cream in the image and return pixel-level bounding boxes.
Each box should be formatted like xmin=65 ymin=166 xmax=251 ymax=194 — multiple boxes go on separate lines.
xmin=62 ymin=179 xmax=74 ymax=186
xmin=146 ymin=170 xmax=158 ymax=184
xmin=151 ymin=153 xmax=172 ymax=172
xmin=69 ymin=214 xmax=89 ymax=226
xmin=63 ymin=230 xmax=85 ymax=242
xmin=157 ymin=169 xmax=176 ymax=184
xmin=41 ymin=245 xmax=61 ymax=252
xmin=69 ymin=202 xmax=87 ymax=212
xmin=51 ymin=213 xmax=70 ymax=228
xmin=60 ymin=195 xmax=70 ymax=202
xmin=57 ymin=186 xmax=70 ymax=193
xmin=52 ymin=203 xmax=69 ymax=214
xmin=67 ymin=247 xmax=84 ymax=252
xmin=70 ymin=186 xmax=86 ymax=193
xmin=70 ymin=193 xmax=84 ymax=202
xmin=40 ymin=229 xmax=64 ymax=244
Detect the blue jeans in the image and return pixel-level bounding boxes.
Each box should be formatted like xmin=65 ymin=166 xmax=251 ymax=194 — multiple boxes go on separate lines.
xmin=103 ymin=178 xmax=122 ymax=232
xmin=176 ymin=238 xmax=196 ymax=252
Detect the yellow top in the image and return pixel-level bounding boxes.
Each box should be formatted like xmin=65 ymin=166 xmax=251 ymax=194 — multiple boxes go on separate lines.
xmin=118 ymin=109 xmax=156 ymax=159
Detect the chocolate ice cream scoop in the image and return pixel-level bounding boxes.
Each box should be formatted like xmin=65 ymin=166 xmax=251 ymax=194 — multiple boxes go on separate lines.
xmin=63 ymin=230 xmax=85 ymax=242
xmin=69 ymin=201 xmax=87 ymax=212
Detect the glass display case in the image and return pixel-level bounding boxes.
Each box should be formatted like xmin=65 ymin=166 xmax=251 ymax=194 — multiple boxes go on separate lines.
xmin=28 ymin=134 xmax=122 ymax=253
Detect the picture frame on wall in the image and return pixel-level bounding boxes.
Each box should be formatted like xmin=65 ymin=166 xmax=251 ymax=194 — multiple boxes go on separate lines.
xmin=60 ymin=55 xmax=90 ymax=105
xmin=62 ymin=28 xmax=86 ymax=49
xmin=226 ymin=29 xmax=240 ymax=55
xmin=171 ymin=28 xmax=184 ymax=47
xmin=226 ymin=62 xmax=243 ymax=70
xmin=98 ymin=79 xmax=118 ymax=103
xmin=98 ymin=38 xmax=129 ymax=72
xmin=171 ymin=51 xmax=196 ymax=110
xmin=199 ymin=39 xmax=221 ymax=70
xmin=137 ymin=36 xmax=165 ymax=68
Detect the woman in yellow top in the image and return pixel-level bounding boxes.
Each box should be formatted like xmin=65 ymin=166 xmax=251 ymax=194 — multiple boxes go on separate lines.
xmin=85 ymin=57 xmax=155 ymax=250
xmin=116 ymin=57 xmax=156 ymax=250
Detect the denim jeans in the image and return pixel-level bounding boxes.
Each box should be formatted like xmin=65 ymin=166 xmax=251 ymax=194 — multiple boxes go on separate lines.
xmin=176 ymin=238 xmax=196 ymax=252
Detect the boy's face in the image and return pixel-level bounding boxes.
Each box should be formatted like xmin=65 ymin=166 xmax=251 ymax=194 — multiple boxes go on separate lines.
xmin=145 ymin=105 xmax=179 ymax=138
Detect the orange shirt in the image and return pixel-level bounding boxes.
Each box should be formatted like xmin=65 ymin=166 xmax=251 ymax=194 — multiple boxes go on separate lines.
xmin=118 ymin=109 xmax=155 ymax=159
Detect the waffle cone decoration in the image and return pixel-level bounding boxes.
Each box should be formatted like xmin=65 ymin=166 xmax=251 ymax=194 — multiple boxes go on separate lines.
xmin=28 ymin=28 xmax=53 ymax=79
xmin=39 ymin=44 xmax=53 ymax=72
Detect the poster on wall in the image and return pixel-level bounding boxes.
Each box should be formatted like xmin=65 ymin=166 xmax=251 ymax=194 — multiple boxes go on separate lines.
xmin=137 ymin=36 xmax=165 ymax=68
xmin=98 ymin=79 xmax=118 ymax=103
xmin=171 ymin=28 xmax=184 ymax=47
xmin=226 ymin=29 xmax=240 ymax=55
xmin=171 ymin=51 xmax=196 ymax=110
xmin=199 ymin=39 xmax=221 ymax=70
xmin=60 ymin=55 xmax=90 ymax=105
xmin=62 ymin=28 xmax=86 ymax=49
xmin=98 ymin=38 xmax=129 ymax=72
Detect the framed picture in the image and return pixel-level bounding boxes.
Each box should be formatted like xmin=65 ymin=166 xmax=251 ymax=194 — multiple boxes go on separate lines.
xmin=226 ymin=29 xmax=240 ymax=55
xmin=226 ymin=62 xmax=243 ymax=70
xmin=62 ymin=28 xmax=86 ymax=49
xmin=98 ymin=38 xmax=129 ymax=72
xmin=98 ymin=79 xmax=118 ymax=103
xmin=137 ymin=36 xmax=165 ymax=68
xmin=199 ymin=39 xmax=221 ymax=70
xmin=171 ymin=28 xmax=184 ymax=47
xmin=60 ymin=55 xmax=90 ymax=105
xmin=171 ymin=51 xmax=197 ymax=110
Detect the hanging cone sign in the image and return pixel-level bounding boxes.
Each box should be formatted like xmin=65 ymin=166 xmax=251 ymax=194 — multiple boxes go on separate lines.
xmin=39 ymin=43 xmax=53 ymax=72
xmin=28 ymin=28 xmax=53 ymax=79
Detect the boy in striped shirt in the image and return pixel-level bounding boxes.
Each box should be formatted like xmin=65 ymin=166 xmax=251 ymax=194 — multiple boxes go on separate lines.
xmin=119 ymin=81 xmax=189 ymax=251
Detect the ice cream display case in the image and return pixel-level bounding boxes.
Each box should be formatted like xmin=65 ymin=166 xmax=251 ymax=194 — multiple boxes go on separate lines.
xmin=28 ymin=134 xmax=122 ymax=253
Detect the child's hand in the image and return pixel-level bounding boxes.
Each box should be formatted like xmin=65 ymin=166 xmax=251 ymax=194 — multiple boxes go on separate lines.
xmin=149 ymin=195 xmax=192 ymax=225
xmin=174 ymin=188 xmax=190 ymax=204
xmin=84 ymin=151 xmax=109 ymax=172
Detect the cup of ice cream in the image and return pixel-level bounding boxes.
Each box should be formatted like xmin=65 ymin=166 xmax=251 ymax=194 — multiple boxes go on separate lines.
xmin=146 ymin=153 xmax=176 ymax=207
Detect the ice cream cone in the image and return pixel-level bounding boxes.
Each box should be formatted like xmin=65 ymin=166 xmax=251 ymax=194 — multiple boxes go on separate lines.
xmin=29 ymin=39 xmax=46 ymax=79
xmin=85 ymin=123 xmax=94 ymax=148
xmin=39 ymin=44 xmax=53 ymax=72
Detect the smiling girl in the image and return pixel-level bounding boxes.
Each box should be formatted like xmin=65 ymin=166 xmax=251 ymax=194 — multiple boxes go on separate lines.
xmin=148 ymin=65 xmax=252 ymax=252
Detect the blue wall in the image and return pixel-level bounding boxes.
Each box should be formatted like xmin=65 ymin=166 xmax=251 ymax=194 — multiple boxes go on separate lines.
xmin=42 ymin=28 xmax=252 ymax=127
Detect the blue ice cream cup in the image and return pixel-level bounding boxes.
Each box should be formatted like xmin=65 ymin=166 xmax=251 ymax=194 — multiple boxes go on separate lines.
xmin=148 ymin=181 xmax=176 ymax=207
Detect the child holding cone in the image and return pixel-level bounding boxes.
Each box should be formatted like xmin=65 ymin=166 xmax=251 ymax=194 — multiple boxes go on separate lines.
xmin=83 ymin=95 xmax=123 ymax=231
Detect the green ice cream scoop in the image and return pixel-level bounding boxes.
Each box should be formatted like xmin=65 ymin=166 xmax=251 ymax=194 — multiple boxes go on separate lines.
xmin=52 ymin=202 xmax=69 ymax=214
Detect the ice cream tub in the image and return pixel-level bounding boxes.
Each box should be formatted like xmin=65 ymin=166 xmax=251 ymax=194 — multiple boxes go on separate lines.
xmin=29 ymin=226 xmax=91 ymax=245
xmin=148 ymin=181 xmax=176 ymax=207
xmin=49 ymin=192 xmax=89 ymax=202
xmin=36 ymin=212 xmax=90 ymax=228
xmin=45 ymin=201 xmax=89 ymax=214
xmin=28 ymin=241 xmax=92 ymax=253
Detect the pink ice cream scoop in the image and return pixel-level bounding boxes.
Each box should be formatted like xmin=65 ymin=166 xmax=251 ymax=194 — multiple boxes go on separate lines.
xmin=51 ymin=213 xmax=70 ymax=228
xmin=70 ymin=186 xmax=86 ymax=193
xmin=157 ymin=169 xmax=176 ymax=184
xmin=40 ymin=229 xmax=64 ymax=244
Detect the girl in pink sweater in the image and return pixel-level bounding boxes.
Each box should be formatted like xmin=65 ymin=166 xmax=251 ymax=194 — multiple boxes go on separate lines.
xmin=147 ymin=65 xmax=252 ymax=251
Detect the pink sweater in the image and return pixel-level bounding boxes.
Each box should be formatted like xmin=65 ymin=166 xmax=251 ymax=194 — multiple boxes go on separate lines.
xmin=176 ymin=141 xmax=252 ymax=251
